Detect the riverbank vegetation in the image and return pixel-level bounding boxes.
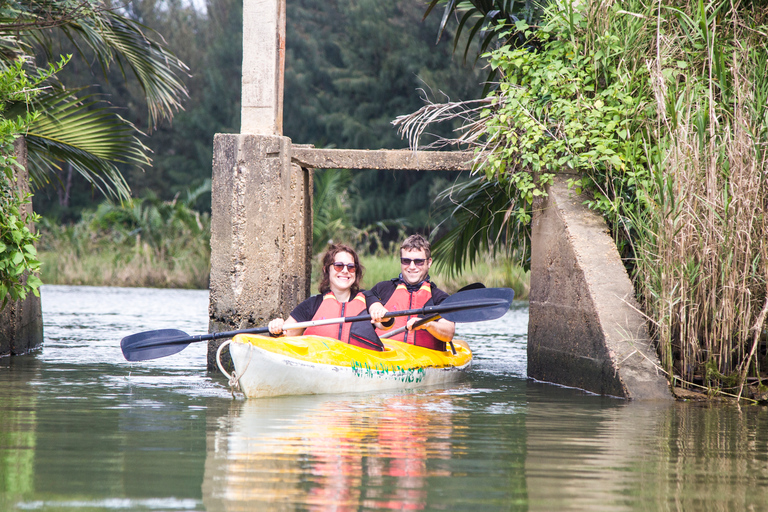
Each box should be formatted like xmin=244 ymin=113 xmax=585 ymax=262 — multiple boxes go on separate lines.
xmin=38 ymin=187 xmax=211 ymax=289
xmin=414 ymin=0 xmax=768 ymax=399
xmin=37 ymin=189 xmax=529 ymax=297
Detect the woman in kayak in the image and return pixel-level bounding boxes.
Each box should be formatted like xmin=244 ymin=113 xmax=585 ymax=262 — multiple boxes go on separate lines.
xmin=267 ymin=244 xmax=387 ymax=350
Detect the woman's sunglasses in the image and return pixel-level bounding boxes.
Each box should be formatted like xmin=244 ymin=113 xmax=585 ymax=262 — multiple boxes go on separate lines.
xmin=400 ymin=258 xmax=426 ymax=267
xmin=331 ymin=262 xmax=357 ymax=273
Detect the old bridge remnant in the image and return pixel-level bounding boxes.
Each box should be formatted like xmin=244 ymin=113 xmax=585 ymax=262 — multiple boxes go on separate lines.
xmin=207 ymin=0 xmax=671 ymax=399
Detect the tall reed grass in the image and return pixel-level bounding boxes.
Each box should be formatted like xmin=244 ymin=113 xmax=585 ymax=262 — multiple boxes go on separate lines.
xmin=632 ymin=1 xmax=768 ymax=397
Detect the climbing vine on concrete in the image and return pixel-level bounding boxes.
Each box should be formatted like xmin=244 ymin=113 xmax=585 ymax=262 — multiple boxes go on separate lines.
xmin=478 ymin=12 xmax=652 ymax=230
xmin=0 ymin=60 xmax=64 ymax=307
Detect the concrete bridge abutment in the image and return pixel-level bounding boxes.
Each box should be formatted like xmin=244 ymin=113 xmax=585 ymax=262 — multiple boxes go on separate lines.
xmin=527 ymin=175 xmax=671 ymax=399
xmin=207 ymin=134 xmax=312 ymax=370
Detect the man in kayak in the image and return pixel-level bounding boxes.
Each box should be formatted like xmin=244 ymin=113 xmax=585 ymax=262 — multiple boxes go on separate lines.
xmin=367 ymin=234 xmax=455 ymax=351
xmin=268 ymin=243 xmax=384 ymax=351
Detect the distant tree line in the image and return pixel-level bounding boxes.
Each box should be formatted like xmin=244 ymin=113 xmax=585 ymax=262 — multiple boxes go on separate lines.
xmin=34 ymin=0 xmax=483 ymax=243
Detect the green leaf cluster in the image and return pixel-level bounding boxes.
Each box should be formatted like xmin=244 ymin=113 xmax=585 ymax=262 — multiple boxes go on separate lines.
xmin=479 ymin=11 xmax=651 ymax=230
xmin=0 ymin=61 xmax=55 ymax=307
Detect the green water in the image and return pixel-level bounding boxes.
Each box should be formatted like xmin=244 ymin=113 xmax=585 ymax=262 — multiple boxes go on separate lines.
xmin=1 ymin=285 xmax=767 ymax=511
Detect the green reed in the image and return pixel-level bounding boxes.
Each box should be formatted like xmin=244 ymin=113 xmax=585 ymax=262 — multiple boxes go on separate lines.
xmin=38 ymin=193 xmax=211 ymax=289
xmin=601 ymin=0 xmax=768 ymax=397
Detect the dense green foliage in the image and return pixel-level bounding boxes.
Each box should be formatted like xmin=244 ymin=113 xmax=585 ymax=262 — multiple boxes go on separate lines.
xmin=0 ymin=61 xmax=56 ymax=306
xmin=422 ymin=0 xmax=768 ymax=398
xmin=38 ymin=187 xmax=211 ymax=288
xmin=35 ymin=0 xmax=483 ymax=242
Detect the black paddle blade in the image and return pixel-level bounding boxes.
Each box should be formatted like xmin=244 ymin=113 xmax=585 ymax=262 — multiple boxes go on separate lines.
xmin=121 ymin=329 xmax=191 ymax=362
xmin=349 ymin=321 xmax=385 ymax=351
xmin=458 ymin=282 xmax=486 ymax=292
xmin=438 ymin=287 xmax=514 ymax=323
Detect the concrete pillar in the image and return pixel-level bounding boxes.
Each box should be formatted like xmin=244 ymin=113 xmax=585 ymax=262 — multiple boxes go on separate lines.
xmin=527 ymin=175 xmax=671 ymax=399
xmin=0 ymin=138 xmax=43 ymax=357
xmin=208 ymin=134 xmax=312 ymax=371
xmin=241 ymin=0 xmax=286 ymax=135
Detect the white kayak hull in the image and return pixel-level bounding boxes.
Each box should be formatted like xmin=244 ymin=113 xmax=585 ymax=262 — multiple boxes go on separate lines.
xmin=224 ymin=334 xmax=472 ymax=399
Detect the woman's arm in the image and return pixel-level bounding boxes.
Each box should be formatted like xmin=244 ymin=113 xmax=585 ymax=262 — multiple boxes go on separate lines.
xmin=267 ymin=315 xmax=306 ymax=337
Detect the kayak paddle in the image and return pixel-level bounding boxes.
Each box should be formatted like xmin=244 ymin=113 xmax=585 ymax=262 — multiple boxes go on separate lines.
xmin=379 ymin=282 xmax=489 ymax=353
xmin=121 ymin=286 xmax=514 ymax=362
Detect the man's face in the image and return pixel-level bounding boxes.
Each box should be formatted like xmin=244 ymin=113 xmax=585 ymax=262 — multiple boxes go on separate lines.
xmin=400 ymin=248 xmax=432 ymax=285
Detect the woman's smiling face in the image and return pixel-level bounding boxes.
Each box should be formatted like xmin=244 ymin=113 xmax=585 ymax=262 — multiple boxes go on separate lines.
xmin=328 ymin=251 xmax=356 ymax=294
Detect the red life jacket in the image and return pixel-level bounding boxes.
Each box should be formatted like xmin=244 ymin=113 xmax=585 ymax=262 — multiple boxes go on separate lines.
xmin=304 ymin=292 xmax=378 ymax=349
xmin=377 ymin=282 xmax=446 ymax=351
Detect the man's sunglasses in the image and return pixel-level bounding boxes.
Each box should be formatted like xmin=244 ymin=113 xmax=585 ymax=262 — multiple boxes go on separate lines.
xmin=331 ymin=262 xmax=357 ymax=272
xmin=400 ymin=258 xmax=426 ymax=267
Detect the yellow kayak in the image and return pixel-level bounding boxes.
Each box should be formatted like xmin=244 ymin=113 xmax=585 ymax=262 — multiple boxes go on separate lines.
xmin=219 ymin=334 xmax=472 ymax=398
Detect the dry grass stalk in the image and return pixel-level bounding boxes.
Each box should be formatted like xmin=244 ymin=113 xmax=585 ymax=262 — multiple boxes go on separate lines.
xmin=637 ymin=4 xmax=768 ymax=393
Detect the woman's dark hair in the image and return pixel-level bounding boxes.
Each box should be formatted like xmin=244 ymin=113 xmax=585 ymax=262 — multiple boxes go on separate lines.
xmin=318 ymin=243 xmax=364 ymax=297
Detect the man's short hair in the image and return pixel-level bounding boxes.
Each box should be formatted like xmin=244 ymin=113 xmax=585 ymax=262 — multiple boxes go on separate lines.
xmin=400 ymin=234 xmax=431 ymax=260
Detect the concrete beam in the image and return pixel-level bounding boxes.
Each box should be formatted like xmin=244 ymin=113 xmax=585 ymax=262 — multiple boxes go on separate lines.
xmin=208 ymin=134 xmax=312 ymax=371
xmin=291 ymin=147 xmax=473 ymax=171
xmin=241 ymin=0 xmax=285 ymax=135
xmin=528 ymin=175 xmax=671 ymax=399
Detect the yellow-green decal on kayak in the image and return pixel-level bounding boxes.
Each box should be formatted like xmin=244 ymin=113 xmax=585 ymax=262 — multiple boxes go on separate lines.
xmin=351 ymin=361 xmax=426 ymax=383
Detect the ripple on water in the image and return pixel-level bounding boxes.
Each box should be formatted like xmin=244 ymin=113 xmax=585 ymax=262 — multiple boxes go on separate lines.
xmin=457 ymin=302 xmax=528 ymax=379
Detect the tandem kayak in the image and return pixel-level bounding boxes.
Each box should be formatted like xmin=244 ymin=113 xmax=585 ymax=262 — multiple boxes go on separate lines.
xmin=216 ymin=334 xmax=473 ymax=399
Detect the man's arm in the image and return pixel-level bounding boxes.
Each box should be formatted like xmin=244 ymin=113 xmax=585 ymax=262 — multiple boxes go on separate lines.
xmin=407 ymin=316 xmax=455 ymax=341
xmin=365 ymin=282 xmax=395 ymax=329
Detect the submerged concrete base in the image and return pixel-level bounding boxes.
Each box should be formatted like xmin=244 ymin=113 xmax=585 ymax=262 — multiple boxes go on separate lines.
xmin=0 ymin=291 xmax=43 ymax=357
xmin=528 ymin=176 xmax=671 ymax=399
xmin=207 ymin=134 xmax=312 ymax=372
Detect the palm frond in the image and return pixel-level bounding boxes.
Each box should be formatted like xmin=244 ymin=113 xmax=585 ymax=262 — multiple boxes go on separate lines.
xmin=431 ymin=174 xmax=531 ymax=275
xmin=56 ymin=9 xmax=189 ymax=128
xmin=3 ymin=1 xmax=188 ymax=128
xmin=15 ymin=87 xmax=150 ymax=199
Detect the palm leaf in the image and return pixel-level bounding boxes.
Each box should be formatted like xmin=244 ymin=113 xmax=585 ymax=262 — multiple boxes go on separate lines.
xmin=8 ymin=1 xmax=188 ymax=128
xmin=12 ymin=87 xmax=150 ymax=200
xmin=431 ymin=174 xmax=531 ymax=275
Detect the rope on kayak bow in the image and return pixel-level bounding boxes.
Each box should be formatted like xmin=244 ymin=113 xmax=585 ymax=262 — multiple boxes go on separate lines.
xmin=216 ymin=340 xmax=253 ymax=396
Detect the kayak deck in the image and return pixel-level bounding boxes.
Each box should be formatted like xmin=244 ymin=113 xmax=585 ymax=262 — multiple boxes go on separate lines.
xmin=232 ymin=333 xmax=472 ymax=370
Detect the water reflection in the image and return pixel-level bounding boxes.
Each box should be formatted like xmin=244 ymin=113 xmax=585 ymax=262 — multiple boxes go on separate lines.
xmin=201 ymin=381 xmax=768 ymax=511
xmin=202 ymin=389 xmax=477 ymax=511
xmin=523 ymin=390 xmax=768 ymax=511
xmin=2 ymin=287 xmax=768 ymax=511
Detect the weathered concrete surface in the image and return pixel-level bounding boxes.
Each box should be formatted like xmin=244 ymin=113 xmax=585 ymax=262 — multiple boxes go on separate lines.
xmin=241 ymin=0 xmax=285 ymax=135
xmin=292 ymin=147 xmax=473 ymax=171
xmin=528 ymin=175 xmax=671 ymax=399
xmin=208 ymin=134 xmax=312 ymax=371
xmin=0 ymin=138 xmax=43 ymax=357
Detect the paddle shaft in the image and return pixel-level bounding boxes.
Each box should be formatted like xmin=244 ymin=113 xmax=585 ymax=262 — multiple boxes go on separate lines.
xmin=380 ymin=314 xmax=441 ymax=339
xmin=129 ymin=298 xmax=507 ymax=350
xmin=379 ymin=313 xmax=458 ymax=354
